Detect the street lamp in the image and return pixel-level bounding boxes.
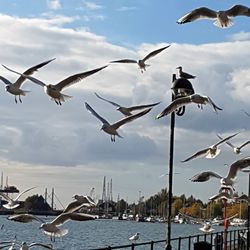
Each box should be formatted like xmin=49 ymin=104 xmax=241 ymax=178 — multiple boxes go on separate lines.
xmin=165 ymin=74 xmax=195 ymax=250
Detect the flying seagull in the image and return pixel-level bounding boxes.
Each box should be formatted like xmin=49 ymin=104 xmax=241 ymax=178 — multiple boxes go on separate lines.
xmin=156 ymin=94 xmax=222 ymax=119
xmin=209 ymin=190 xmax=233 ymax=201
xmin=85 ymin=102 xmax=151 ymax=142
xmin=0 ymin=187 xmax=36 ymax=209
xmin=217 ymin=134 xmax=250 ymax=155
xmin=189 ymin=171 xmax=222 ymax=182
xmin=129 ymin=232 xmax=140 ymax=242
xmin=177 ymin=5 xmax=250 ymax=28
xmin=19 ymin=241 xmax=53 ymax=250
xmin=0 ymin=58 xmax=55 ymax=103
xmin=110 ymin=45 xmax=170 ymax=73
xmin=181 ymin=132 xmax=238 ymax=162
xmin=176 ymin=66 xmax=196 ymax=79
xmin=2 ymin=64 xmax=108 ymax=105
xmin=95 ymin=92 xmax=160 ymax=116
xmin=7 ymin=214 xmax=43 ymax=223
xmin=190 ymin=156 xmax=250 ymax=187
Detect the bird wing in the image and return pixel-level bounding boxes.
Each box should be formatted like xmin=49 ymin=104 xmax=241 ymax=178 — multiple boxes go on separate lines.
xmin=190 ymin=171 xmax=222 ymax=182
xmin=181 ymin=148 xmax=209 ymax=162
xmin=216 ymin=134 xmax=235 ymax=149
xmin=55 ymin=65 xmax=107 ymax=91
xmin=239 ymin=140 xmax=250 ymax=150
xmin=142 ymin=45 xmax=170 ymax=62
xmin=67 ymin=212 xmax=96 ymax=222
xmin=206 ymin=97 xmax=223 ymax=113
xmin=129 ymin=102 xmax=161 ymax=111
xmin=111 ymin=108 xmax=151 ymax=130
xmin=226 ymin=157 xmax=250 ymax=179
xmin=85 ymin=102 xmax=110 ymax=125
xmin=156 ymin=96 xmax=191 ymax=119
xmin=7 ymin=214 xmax=44 ymax=223
xmin=0 ymin=76 xmax=12 ymax=85
xmin=177 ymin=7 xmax=217 ymax=24
xmin=110 ymin=59 xmax=137 ymax=64
xmin=1 ymin=65 xmax=46 ymax=87
xmin=50 ymin=213 xmax=71 ymax=226
xmin=28 ymin=243 xmax=53 ymax=249
xmin=94 ymin=92 xmax=120 ymax=107
xmin=226 ymin=5 xmax=250 ymax=17
xmin=63 ymin=200 xmax=83 ymax=213
xmin=0 ymin=192 xmax=12 ymax=201
xmin=214 ymin=132 xmax=239 ymax=147
xmin=14 ymin=187 xmax=36 ymax=201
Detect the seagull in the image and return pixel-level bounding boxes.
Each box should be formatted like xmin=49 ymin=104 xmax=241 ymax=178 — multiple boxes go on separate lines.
xmin=176 ymin=66 xmax=196 ymax=79
xmin=129 ymin=232 xmax=140 ymax=242
xmin=110 ymin=45 xmax=170 ymax=73
xmin=217 ymin=134 xmax=250 ymax=155
xmin=181 ymin=132 xmax=238 ymax=162
xmin=19 ymin=242 xmax=53 ymax=250
xmin=177 ymin=5 xmax=250 ymax=28
xmin=199 ymin=222 xmax=215 ymax=234
xmin=94 ymin=92 xmax=160 ymax=116
xmin=156 ymin=94 xmax=222 ymax=119
xmin=190 ymin=157 xmax=250 ymax=187
xmin=40 ymin=212 xmax=96 ymax=241
xmin=85 ymin=102 xmax=151 ymax=142
xmin=209 ymin=190 xmax=233 ymax=201
xmin=2 ymin=65 xmax=108 ymax=105
xmin=7 ymin=214 xmax=43 ymax=223
xmin=0 ymin=187 xmax=36 ymax=209
xmin=0 ymin=58 xmax=55 ymax=103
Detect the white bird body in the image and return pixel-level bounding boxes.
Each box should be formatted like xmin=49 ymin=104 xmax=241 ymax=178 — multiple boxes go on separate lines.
xmin=1 ymin=59 xmax=55 ymax=103
xmin=129 ymin=232 xmax=139 ymax=242
xmin=177 ymin=5 xmax=250 ymax=28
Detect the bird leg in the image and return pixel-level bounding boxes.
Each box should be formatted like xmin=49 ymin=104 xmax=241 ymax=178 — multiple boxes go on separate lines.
xmin=15 ymin=96 xmax=17 ymax=104
xmin=19 ymin=95 xmax=22 ymax=103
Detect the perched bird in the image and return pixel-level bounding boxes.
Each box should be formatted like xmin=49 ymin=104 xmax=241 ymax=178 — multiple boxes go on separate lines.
xmin=129 ymin=232 xmax=140 ymax=242
xmin=7 ymin=214 xmax=43 ymax=223
xmin=199 ymin=222 xmax=215 ymax=234
xmin=110 ymin=45 xmax=170 ymax=73
xmin=181 ymin=132 xmax=238 ymax=162
xmin=2 ymin=65 xmax=108 ymax=105
xmin=177 ymin=5 xmax=250 ymax=28
xmin=156 ymin=94 xmax=222 ymax=119
xmin=190 ymin=157 xmax=250 ymax=188
xmin=176 ymin=66 xmax=196 ymax=79
xmin=0 ymin=187 xmax=36 ymax=209
xmin=0 ymin=58 xmax=55 ymax=103
xmin=217 ymin=134 xmax=250 ymax=155
xmin=85 ymin=102 xmax=151 ymax=142
xmin=95 ymin=92 xmax=160 ymax=116
xmin=19 ymin=242 xmax=53 ymax=250
xmin=40 ymin=212 xmax=96 ymax=241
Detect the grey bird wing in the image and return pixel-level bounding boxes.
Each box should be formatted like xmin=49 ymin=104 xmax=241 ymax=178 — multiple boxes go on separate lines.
xmin=110 ymin=59 xmax=137 ymax=64
xmin=181 ymin=148 xmax=209 ymax=162
xmin=226 ymin=5 xmax=250 ymax=17
xmin=94 ymin=92 xmax=120 ymax=107
xmin=214 ymin=132 xmax=239 ymax=147
xmin=7 ymin=214 xmax=44 ymax=223
xmin=216 ymin=134 xmax=235 ymax=149
xmin=0 ymin=192 xmax=12 ymax=201
xmin=15 ymin=187 xmax=36 ymax=201
xmin=55 ymin=65 xmax=107 ymax=91
xmin=177 ymin=7 xmax=217 ymax=24
xmin=85 ymin=102 xmax=110 ymax=125
xmin=63 ymin=200 xmax=83 ymax=213
xmin=190 ymin=171 xmax=222 ymax=182
xmin=28 ymin=243 xmax=53 ymax=249
xmin=111 ymin=108 xmax=151 ymax=130
xmin=207 ymin=97 xmax=223 ymax=113
xmin=156 ymin=96 xmax=191 ymax=119
xmin=1 ymin=65 xmax=46 ymax=87
xmin=226 ymin=157 xmax=250 ymax=179
xmin=0 ymin=76 xmax=12 ymax=85
xmin=209 ymin=192 xmax=232 ymax=201
xmin=142 ymin=45 xmax=170 ymax=62
xmin=239 ymin=140 xmax=250 ymax=150
xmin=129 ymin=102 xmax=161 ymax=111
xmin=66 ymin=212 xmax=96 ymax=222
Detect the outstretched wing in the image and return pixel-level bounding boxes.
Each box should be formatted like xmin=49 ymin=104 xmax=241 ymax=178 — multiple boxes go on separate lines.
xmin=177 ymin=7 xmax=217 ymax=24
xmin=181 ymin=148 xmax=209 ymax=162
xmin=15 ymin=187 xmax=36 ymax=201
xmin=216 ymin=134 xmax=235 ymax=149
xmin=214 ymin=132 xmax=239 ymax=147
xmin=129 ymin=102 xmax=161 ymax=111
xmin=142 ymin=45 xmax=170 ymax=62
xmin=0 ymin=192 xmax=12 ymax=201
xmin=111 ymin=108 xmax=151 ymax=130
xmin=85 ymin=102 xmax=110 ymax=125
xmin=190 ymin=171 xmax=222 ymax=182
xmin=239 ymin=140 xmax=250 ymax=150
xmin=110 ymin=59 xmax=137 ymax=64
xmin=226 ymin=5 xmax=250 ymax=17
xmin=55 ymin=65 xmax=107 ymax=91
xmin=226 ymin=157 xmax=250 ymax=179
xmin=0 ymin=76 xmax=12 ymax=85
xmin=29 ymin=243 xmax=53 ymax=249
xmin=94 ymin=92 xmax=120 ymax=107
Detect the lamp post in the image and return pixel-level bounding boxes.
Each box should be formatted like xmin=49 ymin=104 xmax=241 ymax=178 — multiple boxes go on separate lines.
xmin=165 ymin=75 xmax=194 ymax=250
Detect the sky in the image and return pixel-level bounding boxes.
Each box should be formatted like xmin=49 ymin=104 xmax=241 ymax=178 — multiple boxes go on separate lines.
xmin=0 ymin=0 xmax=250 ymax=208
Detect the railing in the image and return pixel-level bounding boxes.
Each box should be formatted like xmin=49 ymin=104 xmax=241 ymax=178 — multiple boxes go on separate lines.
xmin=91 ymin=228 xmax=248 ymax=250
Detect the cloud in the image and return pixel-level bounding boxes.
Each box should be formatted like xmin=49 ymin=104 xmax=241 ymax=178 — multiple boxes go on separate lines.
xmin=82 ymin=1 xmax=103 ymax=10
xmin=117 ymin=6 xmax=136 ymax=12
xmin=0 ymin=13 xmax=250 ymax=204
xmin=47 ymin=0 xmax=61 ymax=10
xmin=229 ymin=31 xmax=250 ymax=41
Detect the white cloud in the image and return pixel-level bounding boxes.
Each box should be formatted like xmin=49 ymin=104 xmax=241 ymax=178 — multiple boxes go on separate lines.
xmin=230 ymin=31 xmax=250 ymax=41
xmin=82 ymin=1 xmax=103 ymax=10
xmin=0 ymin=13 xmax=250 ymax=205
xmin=47 ymin=0 xmax=61 ymax=10
xmin=117 ymin=6 xmax=136 ymax=12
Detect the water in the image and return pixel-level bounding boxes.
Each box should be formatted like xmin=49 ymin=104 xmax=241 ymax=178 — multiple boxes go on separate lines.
xmin=0 ymin=215 xmax=230 ymax=249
